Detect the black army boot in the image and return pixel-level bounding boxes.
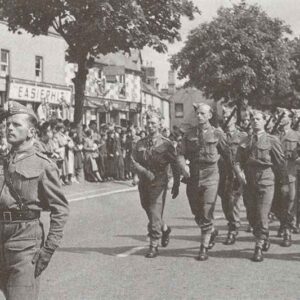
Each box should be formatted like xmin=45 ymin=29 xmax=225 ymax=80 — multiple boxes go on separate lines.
xmin=197 ymin=244 xmax=208 ymax=261
xmin=281 ymin=229 xmax=292 ymax=247
xmin=207 ymin=229 xmax=219 ymax=250
xmin=145 ymin=246 xmax=159 ymax=258
xmin=252 ymin=246 xmax=263 ymax=262
xmin=277 ymin=225 xmax=284 ymax=238
xmin=161 ymin=226 xmax=171 ymax=248
xmin=224 ymin=231 xmax=237 ymax=245
xmin=262 ymin=234 xmax=270 ymax=252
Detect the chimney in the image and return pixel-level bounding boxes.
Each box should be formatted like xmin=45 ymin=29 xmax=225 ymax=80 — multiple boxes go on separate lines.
xmin=168 ymin=69 xmax=176 ymax=95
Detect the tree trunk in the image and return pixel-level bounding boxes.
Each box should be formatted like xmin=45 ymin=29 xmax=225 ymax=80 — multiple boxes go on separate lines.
xmin=73 ymin=55 xmax=88 ymax=135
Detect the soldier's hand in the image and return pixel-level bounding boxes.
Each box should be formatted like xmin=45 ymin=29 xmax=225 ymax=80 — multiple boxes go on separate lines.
xmin=280 ymin=184 xmax=290 ymax=197
xmin=171 ymin=185 xmax=179 ymax=199
xmin=145 ymin=171 xmax=155 ymax=181
xmin=237 ymin=171 xmax=246 ymax=185
xmin=32 ymin=247 xmax=53 ymax=278
xmin=182 ymin=165 xmax=190 ymax=178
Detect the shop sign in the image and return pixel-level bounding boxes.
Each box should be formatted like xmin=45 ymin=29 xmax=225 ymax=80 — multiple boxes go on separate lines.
xmin=9 ymin=82 xmax=72 ymax=105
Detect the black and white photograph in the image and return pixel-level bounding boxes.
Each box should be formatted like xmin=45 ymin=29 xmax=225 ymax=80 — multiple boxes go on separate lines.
xmin=0 ymin=0 xmax=300 ymax=299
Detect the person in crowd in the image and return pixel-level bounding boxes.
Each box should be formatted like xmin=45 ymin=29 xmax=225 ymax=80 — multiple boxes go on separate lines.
xmin=106 ymin=129 xmax=115 ymax=181
xmin=83 ymin=129 xmax=103 ymax=182
xmin=114 ymin=125 xmax=125 ymax=180
xmin=98 ymin=132 xmax=108 ymax=181
xmin=53 ymin=121 xmax=70 ymax=185
xmin=73 ymin=132 xmax=84 ymax=183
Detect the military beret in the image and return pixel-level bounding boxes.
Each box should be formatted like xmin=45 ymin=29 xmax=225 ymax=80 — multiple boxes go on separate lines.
xmin=145 ymin=109 xmax=162 ymax=120
xmin=4 ymin=101 xmax=38 ymax=121
xmin=192 ymin=102 xmax=211 ymax=113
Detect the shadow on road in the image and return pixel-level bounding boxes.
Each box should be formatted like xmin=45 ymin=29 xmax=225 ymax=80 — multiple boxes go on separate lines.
xmin=57 ymin=244 xmax=300 ymax=262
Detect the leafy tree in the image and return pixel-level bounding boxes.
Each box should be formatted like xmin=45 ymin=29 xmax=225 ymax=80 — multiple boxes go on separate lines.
xmin=0 ymin=0 xmax=199 ymax=127
xmin=171 ymin=1 xmax=294 ymax=114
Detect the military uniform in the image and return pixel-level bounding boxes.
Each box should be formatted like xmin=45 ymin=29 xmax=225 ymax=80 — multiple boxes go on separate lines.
xmin=179 ymin=124 xmax=232 ymax=253
xmin=0 ymin=102 xmax=69 ymax=300
xmin=272 ymin=128 xmax=300 ymax=242
xmin=237 ymin=131 xmax=288 ymax=251
xmin=132 ymin=134 xmax=180 ymax=249
xmin=218 ymin=128 xmax=247 ymax=242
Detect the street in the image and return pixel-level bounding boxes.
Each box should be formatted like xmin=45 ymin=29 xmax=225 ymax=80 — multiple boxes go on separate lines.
xmin=2 ymin=181 xmax=299 ymax=300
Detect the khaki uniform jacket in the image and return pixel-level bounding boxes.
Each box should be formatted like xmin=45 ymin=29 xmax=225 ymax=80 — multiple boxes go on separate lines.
xmin=0 ymin=144 xmax=69 ymax=252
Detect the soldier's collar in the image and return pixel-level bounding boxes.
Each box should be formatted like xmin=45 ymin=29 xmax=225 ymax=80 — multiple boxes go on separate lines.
xmin=10 ymin=141 xmax=35 ymax=162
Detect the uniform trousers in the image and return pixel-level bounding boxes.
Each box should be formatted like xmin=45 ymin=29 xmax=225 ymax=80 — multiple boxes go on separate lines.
xmin=272 ymin=180 xmax=296 ymax=230
xmin=138 ymin=174 xmax=168 ymax=245
xmin=0 ymin=219 xmax=44 ymax=300
xmin=186 ymin=166 xmax=219 ymax=233
xmin=245 ymin=183 xmax=274 ymax=241
xmin=219 ymin=175 xmax=242 ymax=232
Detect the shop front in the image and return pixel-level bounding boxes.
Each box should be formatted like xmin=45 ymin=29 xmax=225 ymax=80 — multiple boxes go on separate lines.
xmin=84 ymin=96 xmax=142 ymax=129
xmin=8 ymin=79 xmax=72 ymax=120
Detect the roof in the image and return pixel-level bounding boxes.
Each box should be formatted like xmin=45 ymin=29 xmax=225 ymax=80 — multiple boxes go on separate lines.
xmin=169 ymin=87 xmax=214 ymax=106
xmin=95 ymin=50 xmax=142 ymax=73
xmin=142 ymin=82 xmax=169 ymax=101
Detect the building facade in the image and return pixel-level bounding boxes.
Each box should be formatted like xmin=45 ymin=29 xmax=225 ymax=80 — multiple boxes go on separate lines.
xmin=141 ymin=82 xmax=170 ymax=128
xmin=0 ymin=22 xmax=72 ymax=119
xmin=170 ymin=88 xmax=220 ymax=131
xmin=66 ymin=51 xmax=143 ymax=128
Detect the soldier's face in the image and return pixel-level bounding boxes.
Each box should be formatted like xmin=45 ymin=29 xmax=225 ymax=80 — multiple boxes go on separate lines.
xmin=251 ymin=113 xmax=266 ymax=132
xmin=195 ymin=106 xmax=212 ymax=125
xmin=147 ymin=116 xmax=160 ymax=135
xmin=6 ymin=114 xmax=34 ymax=146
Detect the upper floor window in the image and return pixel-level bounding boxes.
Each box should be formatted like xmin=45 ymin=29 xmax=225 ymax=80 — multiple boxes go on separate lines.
xmin=35 ymin=56 xmax=43 ymax=82
xmin=119 ymin=74 xmax=125 ymax=84
xmin=0 ymin=50 xmax=9 ymax=76
xmin=175 ymin=103 xmax=184 ymax=118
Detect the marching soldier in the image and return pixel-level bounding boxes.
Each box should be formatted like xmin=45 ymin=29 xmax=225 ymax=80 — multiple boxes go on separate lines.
xmin=235 ymin=109 xmax=289 ymax=262
xmin=131 ymin=111 xmax=180 ymax=258
xmin=177 ymin=103 xmax=233 ymax=261
xmin=0 ymin=101 xmax=69 ymax=299
xmin=272 ymin=108 xmax=300 ymax=246
xmin=219 ymin=106 xmax=247 ymax=245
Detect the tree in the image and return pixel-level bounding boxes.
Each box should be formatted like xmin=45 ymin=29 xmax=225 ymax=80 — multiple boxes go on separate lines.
xmin=170 ymin=1 xmax=294 ymax=114
xmin=0 ymin=0 xmax=199 ymax=127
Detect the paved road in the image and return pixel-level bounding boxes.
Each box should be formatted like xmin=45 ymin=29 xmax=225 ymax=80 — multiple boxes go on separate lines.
xmin=2 ymin=182 xmax=300 ymax=300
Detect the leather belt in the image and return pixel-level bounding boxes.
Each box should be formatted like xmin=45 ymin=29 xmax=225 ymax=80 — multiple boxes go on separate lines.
xmin=0 ymin=210 xmax=40 ymax=222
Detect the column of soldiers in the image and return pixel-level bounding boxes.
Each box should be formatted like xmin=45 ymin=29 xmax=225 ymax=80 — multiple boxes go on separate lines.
xmin=133 ymin=103 xmax=300 ymax=263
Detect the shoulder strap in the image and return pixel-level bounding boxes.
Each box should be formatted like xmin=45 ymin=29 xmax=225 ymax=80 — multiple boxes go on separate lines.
xmin=3 ymin=159 xmax=28 ymax=211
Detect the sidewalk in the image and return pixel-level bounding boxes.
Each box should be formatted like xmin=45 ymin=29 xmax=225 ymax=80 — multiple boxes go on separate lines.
xmin=62 ymin=179 xmax=137 ymax=202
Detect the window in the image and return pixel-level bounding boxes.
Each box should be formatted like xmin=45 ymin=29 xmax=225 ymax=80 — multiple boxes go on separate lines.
xmin=35 ymin=56 xmax=43 ymax=82
xmin=175 ymin=103 xmax=184 ymax=118
xmin=119 ymin=74 xmax=125 ymax=84
xmin=106 ymin=75 xmax=117 ymax=83
xmin=0 ymin=50 xmax=9 ymax=76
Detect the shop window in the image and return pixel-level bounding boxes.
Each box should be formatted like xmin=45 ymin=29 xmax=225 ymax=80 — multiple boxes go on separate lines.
xmin=106 ymin=75 xmax=117 ymax=83
xmin=35 ymin=56 xmax=43 ymax=82
xmin=175 ymin=103 xmax=184 ymax=118
xmin=0 ymin=50 xmax=9 ymax=76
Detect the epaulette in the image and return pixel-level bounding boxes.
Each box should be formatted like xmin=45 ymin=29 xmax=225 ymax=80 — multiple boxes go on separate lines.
xmin=35 ymin=151 xmax=52 ymax=163
xmin=266 ymin=133 xmax=280 ymax=143
xmin=161 ymin=136 xmax=172 ymax=144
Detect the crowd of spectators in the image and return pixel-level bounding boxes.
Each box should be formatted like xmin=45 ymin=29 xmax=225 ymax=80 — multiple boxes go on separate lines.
xmin=0 ymin=119 xmax=184 ymax=186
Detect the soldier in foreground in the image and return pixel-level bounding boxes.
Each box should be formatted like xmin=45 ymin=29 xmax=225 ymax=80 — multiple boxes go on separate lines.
xmin=0 ymin=101 xmax=69 ymax=300
xmin=131 ymin=111 xmax=180 ymax=258
xmin=219 ymin=106 xmax=247 ymax=245
xmin=177 ymin=103 xmax=233 ymax=261
xmin=235 ymin=110 xmax=289 ymax=262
